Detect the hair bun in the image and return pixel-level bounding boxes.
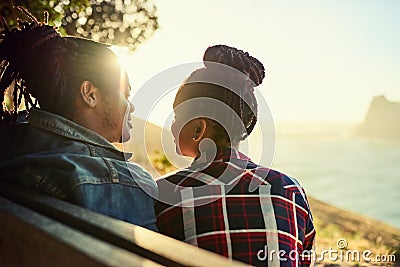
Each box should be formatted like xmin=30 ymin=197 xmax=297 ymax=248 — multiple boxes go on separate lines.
xmin=203 ymin=44 xmax=265 ymax=86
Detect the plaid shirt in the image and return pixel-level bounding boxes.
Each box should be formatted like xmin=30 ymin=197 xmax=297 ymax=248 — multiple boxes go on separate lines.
xmin=155 ymin=148 xmax=315 ymax=266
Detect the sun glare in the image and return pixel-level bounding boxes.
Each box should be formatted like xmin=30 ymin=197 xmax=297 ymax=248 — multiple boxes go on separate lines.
xmin=111 ymin=46 xmax=132 ymax=72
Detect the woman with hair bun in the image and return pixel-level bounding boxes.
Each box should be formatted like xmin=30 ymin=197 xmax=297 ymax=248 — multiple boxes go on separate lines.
xmin=155 ymin=45 xmax=315 ymax=266
xmin=0 ymin=8 xmax=158 ymax=230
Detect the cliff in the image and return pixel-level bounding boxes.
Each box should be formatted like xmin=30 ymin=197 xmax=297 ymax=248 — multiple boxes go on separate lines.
xmin=357 ymin=95 xmax=400 ymax=139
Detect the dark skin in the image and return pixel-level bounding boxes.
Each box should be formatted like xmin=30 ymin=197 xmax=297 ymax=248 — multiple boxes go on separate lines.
xmin=72 ymin=76 xmax=134 ymax=143
xmin=171 ymin=116 xmax=236 ymax=159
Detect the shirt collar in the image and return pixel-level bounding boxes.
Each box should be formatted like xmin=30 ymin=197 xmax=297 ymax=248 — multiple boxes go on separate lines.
xmin=191 ymin=147 xmax=251 ymax=167
xmin=216 ymin=147 xmax=251 ymax=162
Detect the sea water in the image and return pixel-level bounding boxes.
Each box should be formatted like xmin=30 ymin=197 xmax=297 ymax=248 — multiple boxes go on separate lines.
xmin=247 ymin=122 xmax=400 ymax=229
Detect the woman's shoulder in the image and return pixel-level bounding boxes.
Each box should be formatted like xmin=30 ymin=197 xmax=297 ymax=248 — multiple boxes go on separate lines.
xmin=156 ymin=168 xmax=206 ymax=188
xmin=261 ymin=168 xmax=303 ymax=188
xmin=258 ymin=167 xmax=311 ymax=208
xmin=239 ymin=165 xmax=309 ymax=199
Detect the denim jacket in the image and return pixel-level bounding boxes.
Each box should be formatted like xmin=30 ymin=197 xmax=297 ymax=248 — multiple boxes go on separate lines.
xmin=0 ymin=109 xmax=158 ymax=231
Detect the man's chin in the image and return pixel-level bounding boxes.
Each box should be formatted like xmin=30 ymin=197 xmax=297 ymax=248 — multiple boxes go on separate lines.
xmin=121 ymin=124 xmax=132 ymax=143
xmin=175 ymin=146 xmax=183 ymax=156
xmin=121 ymin=134 xmax=130 ymax=143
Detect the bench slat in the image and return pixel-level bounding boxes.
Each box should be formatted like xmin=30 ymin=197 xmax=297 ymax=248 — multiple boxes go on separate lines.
xmin=0 ymin=196 xmax=162 ymax=267
xmin=0 ymin=185 xmax=249 ymax=267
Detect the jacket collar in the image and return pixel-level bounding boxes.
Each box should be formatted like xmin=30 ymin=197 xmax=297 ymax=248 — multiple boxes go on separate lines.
xmin=27 ymin=109 xmax=130 ymax=158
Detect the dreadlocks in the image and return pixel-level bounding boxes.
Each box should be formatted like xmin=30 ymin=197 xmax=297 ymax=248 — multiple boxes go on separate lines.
xmin=174 ymin=44 xmax=265 ymax=145
xmin=0 ymin=7 xmax=121 ymax=127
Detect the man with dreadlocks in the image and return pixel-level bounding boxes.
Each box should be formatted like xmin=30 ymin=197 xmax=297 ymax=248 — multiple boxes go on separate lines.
xmin=0 ymin=7 xmax=158 ymax=230
xmin=155 ymin=45 xmax=315 ymax=266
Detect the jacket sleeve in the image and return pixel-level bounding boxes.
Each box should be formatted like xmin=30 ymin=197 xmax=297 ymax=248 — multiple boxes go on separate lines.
xmin=72 ymin=182 xmax=158 ymax=231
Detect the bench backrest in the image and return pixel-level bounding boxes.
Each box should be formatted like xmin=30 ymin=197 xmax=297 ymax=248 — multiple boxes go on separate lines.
xmin=0 ymin=185 xmax=249 ymax=267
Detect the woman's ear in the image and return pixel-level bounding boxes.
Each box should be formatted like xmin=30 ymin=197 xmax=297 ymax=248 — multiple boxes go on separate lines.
xmin=192 ymin=118 xmax=207 ymax=142
xmin=80 ymin=81 xmax=98 ymax=108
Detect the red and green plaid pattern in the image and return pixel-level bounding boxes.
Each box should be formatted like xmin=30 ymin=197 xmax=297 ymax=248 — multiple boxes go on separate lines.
xmin=155 ymin=148 xmax=315 ymax=266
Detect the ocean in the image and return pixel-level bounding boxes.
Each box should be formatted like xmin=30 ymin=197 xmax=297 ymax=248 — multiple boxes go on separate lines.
xmin=247 ymin=122 xmax=400 ymax=229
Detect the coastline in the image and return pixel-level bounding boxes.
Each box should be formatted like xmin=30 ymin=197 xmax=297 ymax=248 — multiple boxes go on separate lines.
xmin=308 ymin=196 xmax=399 ymax=266
xmin=125 ymin=117 xmax=399 ymax=265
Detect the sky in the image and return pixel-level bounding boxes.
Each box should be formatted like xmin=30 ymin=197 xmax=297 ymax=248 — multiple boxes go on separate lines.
xmin=113 ymin=0 xmax=400 ymax=127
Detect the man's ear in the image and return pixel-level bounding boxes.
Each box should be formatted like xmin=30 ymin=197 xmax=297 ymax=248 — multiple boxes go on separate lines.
xmin=80 ymin=81 xmax=98 ymax=108
xmin=193 ymin=118 xmax=207 ymax=141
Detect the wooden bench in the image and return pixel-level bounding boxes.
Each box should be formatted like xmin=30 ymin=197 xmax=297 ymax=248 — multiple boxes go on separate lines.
xmin=0 ymin=185 xmax=249 ymax=267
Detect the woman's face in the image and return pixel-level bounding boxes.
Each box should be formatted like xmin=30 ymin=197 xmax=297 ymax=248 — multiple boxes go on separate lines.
xmin=171 ymin=112 xmax=199 ymax=158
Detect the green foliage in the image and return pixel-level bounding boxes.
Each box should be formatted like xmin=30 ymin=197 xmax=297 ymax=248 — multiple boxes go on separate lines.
xmin=3 ymin=88 xmax=13 ymax=111
xmin=0 ymin=0 xmax=158 ymax=50
xmin=0 ymin=1 xmax=89 ymax=31
xmin=151 ymin=150 xmax=175 ymax=175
